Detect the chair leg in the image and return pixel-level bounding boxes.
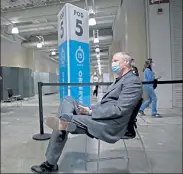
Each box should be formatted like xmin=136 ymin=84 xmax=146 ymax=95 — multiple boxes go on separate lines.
xmin=123 ymin=139 xmax=129 ymax=159
xmin=10 ymin=98 xmax=13 ymax=107
xmin=85 ymin=135 xmax=88 ymax=171
xmin=16 ymin=98 xmax=18 ymax=107
xmin=123 ymin=139 xmax=130 ymax=171
xmin=97 ymin=139 xmax=101 ymax=173
xmin=136 ymin=128 xmax=153 ymax=174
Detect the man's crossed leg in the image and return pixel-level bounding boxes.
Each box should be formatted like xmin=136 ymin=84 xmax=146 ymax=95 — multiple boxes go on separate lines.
xmin=31 ymin=96 xmax=94 ymax=173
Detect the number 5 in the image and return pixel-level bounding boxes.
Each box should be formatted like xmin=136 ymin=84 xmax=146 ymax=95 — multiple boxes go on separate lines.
xmin=60 ymin=21 xmax=64 ymax=39
xmin=75 ymin=19 xmax=83 ymax=36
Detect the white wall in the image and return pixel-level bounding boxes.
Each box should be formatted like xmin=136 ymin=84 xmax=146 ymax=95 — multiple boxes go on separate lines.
xmin=112 ymin=0 xmax=147 ymax=79
xmin=34 ymin=51 xmax=58 ymax=73
xmin=1 ymin=36 xmax=58 ymax=74
xmin=1 ymin=37 xmax=28 ymax=68
xmin=124 ymin=0 xmax=147 ymax=79
xmin=108 ymin=41 xmax=121 ymax=81
xmin=147 ymin=2 xmax=173 ymax=108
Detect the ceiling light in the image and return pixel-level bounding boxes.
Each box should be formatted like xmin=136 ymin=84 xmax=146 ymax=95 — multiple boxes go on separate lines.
xmin=89 ymin=17 xmax=96 ymax=26
xmin=37 ymin=42 xmax=43 ymax=48
xmin=11 ymin=27 xmax=19 ymax=34
xmin=96 ymin=54 xmax=100 ymax=59
xmin=95 ymin=47 xmax=100 ymax=52
xmin=51 ymin=50 xmax=56 ymax=56
xmin=94 ymin=37 xmax=99 ymax=43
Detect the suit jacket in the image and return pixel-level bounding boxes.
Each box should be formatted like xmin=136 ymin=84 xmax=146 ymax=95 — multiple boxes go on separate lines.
xmin=86 ymin=71 xmax=142 ymax=143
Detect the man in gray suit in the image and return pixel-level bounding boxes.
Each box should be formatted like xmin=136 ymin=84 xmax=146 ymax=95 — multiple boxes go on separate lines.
xmin=31 ymin=52 xmax=142 ymax=173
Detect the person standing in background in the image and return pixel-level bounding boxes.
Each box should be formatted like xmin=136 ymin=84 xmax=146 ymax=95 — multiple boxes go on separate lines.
xmin=91 ymin=72 xmax=99 ymax=97
xmin=139 ymin=60 xmax=162 ymax=118
xmin=148 ymin=58 xmax=162 ymax=89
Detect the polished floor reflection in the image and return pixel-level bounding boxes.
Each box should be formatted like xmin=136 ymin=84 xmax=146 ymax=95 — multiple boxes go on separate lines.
xmin=1 ymin=94 xmax=182 ymax=173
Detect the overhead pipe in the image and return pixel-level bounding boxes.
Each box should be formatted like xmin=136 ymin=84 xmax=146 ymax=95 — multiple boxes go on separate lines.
xmin=50 ymin=56 xmax=59 ymax=59
xmin=1 ymin=16 xmax=27 ymax=41
xmin=91 ymin=63 xmax=109 ymax=66
xmin=22 ymin=40 xmax=58 ymax=48
xmin=21 ymin=35 xmax=112 ymax=48
xmin=17 ymin=18 xmax=113 ymax=29
xmin=37 ymin=44 xmax=109 ymax=52
xmin=1 ymin=0 xmax=81 ymax=13
xmin=90 ymin=56 xmax=109 ymax=60
xmin=17 ymin=22 xmax=57 ymax=29
xmin=19 ymin=26 xmax=55 ymax=33
xmin=92 ymin=19 xmax=113 ymax=27
xmin=90 ymin=42 xmax=111 ymax=48
xmin=46 ymin=53 xmax=109 ymax=60
xmin=16 ymin=20 xmax=113 ymax=33
xmin=1 ymin=34 xmax=15 ymax=43
xmin=16 ymin=34 xmax=27 ymax=41
xmin=89 ymin=35 xmax=112 ymax=42
xmin=50 ymin=58 xmax=59 ymax=63
xmin=91 ymin=65 xmax=108 ymax=68
xmin=90 ymin=52 xmax=108 ymax=57
xmin=7 ymin=15 xmax=114 ymax=30
xmin=40 ymin=53 xmax=108 ymax=59
xmin=91 ymin=59 xmax=109 ymax=63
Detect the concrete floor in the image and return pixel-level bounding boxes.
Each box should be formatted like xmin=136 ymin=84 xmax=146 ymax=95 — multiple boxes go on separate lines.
xmin=1 ymin=94 xmax=182 ymax=173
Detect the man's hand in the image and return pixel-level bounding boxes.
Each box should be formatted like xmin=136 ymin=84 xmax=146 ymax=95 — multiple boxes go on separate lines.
xmin=78 ymin=105 xmax=91 ymax=115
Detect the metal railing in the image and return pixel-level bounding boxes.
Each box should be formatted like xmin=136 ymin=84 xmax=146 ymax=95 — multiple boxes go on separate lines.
xmin=32 ymin=80 xmax=183 ymax=141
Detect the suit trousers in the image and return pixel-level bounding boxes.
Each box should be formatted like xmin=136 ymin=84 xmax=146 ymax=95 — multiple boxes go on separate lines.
xmin=45 ymin=96 xmax=91 ymax=165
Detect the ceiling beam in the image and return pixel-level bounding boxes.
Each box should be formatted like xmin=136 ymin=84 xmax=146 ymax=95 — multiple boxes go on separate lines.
xmin=1 ymin=0 xmax=120 ymax=25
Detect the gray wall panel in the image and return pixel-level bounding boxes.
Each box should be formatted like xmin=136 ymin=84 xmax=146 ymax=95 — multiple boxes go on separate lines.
xmin=33 ymin=72 xmax=59 ymax=95
xmin=23 ymin=69 xmax=29 ymax=98
xmin=18 ymin=68 xmax=24 ymax=97
xmin=1 ymin=66 xmax=34 ymax=100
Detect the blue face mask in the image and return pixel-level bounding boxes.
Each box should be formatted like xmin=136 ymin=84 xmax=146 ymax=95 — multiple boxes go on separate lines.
xmin=112 ymin=61 xmax=121 ymax=74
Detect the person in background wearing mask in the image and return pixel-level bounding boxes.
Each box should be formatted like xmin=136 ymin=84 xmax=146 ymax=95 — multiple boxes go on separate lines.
xmin=31 ymin=52 xmax=142 ymax=173
xmin=139 ymin=60 xmax=162 ymax=118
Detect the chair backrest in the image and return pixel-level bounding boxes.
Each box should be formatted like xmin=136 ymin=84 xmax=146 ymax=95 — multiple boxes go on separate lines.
xmin=7 ymin=88 xmax=13 ymax=98
xmin=126 ymin=98 xmax=143 ymax=132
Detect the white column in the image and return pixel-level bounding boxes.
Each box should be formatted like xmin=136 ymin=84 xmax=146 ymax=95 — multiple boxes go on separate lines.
xmin=147 ymin=1 xmax=172 ymax=108
xmin=58 ymin=3 xmax=90 ymax=105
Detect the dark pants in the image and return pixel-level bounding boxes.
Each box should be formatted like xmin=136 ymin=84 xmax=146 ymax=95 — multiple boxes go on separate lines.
xmin=93 ymin=85 xmax=98 ymax=97
xmin=45 ymin=96 xmax=91 ymax=165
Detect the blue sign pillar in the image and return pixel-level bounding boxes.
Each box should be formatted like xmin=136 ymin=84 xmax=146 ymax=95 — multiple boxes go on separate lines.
xmin=58 ymin=3 xmax=90 ymax=106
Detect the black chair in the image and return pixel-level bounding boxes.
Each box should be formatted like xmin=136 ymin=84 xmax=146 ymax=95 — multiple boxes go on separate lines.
xmin=7 ymin=88 xmax=22 ymax=106
xmin=84 ymin=98 xmax=152 ymax=173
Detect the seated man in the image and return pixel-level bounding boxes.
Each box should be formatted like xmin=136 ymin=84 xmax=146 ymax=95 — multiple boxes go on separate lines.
xmin=31 ymin=52 xmax=143 ymax=173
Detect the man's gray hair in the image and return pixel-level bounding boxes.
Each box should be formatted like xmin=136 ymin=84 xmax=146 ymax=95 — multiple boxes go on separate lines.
xmin=114 ymin=52 xmax=134 ymax=66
